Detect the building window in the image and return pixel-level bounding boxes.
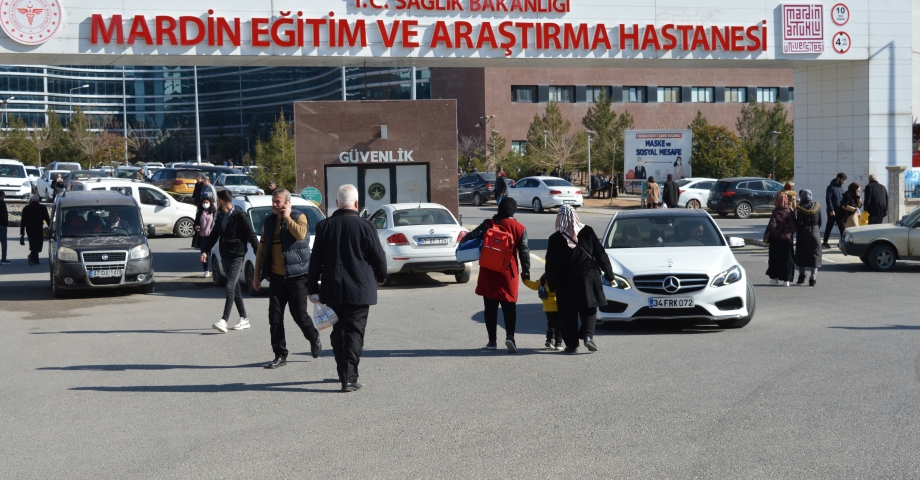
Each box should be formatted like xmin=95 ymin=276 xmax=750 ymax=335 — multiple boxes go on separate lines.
xmin=691 ymin=87 xmax=714 ymax=103
xmin=725 ymin=87 xmax=747 ymax=103
xmin=657 ymin=87 xmax=681 ymax=103
xmin=586 ymin=86 xmax=612 ymax=103
xmin=757 ymin=87 xmax=778 ymax=103
xmin=624 ymin=86 xmax=647 ymax=103
xmin=548 ymin=86 xmax=575 ymax=103
xmin=511 ymin=141 xmax=529 ymax=156
xmin=788 ymin=87 xmax=794 ymax=102
xmin=511 ymin=86 xmax=537 ymax=103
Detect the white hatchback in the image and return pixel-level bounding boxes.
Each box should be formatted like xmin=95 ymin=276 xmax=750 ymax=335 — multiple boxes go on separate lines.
xmin=365 ymin=203 xmax=471 ymax=285
xmin=507 ymin=176 xmax=584 ymax=213
xmin=598 ymin=209 xmax=755 ymax=329
xmin=676 ymin=177 xmax=717 ymax=209
xmin=209 ymin=196 xmax=326 ymax=295
xmin=78 ymin=179 xmax=198 ymax=237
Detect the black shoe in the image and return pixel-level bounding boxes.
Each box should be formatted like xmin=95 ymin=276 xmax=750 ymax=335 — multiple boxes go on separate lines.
xmin=809 ymin=277 xmax=816 ymax=287
xmin=265 ymin=357 xmax=287 ymax=369
xmin=584 ymin=337 xmax=598 ymax=352
xmin=310 ymin=338 xmax=323 ymax=359
xmin=505 ymin=338 xmax=517 ymax=354
xmin=821 ymin=243 xmax=831 ymax=249
xmin=342 ymin=382 xmax=364 ymax=392
xmin=563 ymin=347 xmax=578 ymax=354
xmin=796 ymin=274 xmax=806 ymax=285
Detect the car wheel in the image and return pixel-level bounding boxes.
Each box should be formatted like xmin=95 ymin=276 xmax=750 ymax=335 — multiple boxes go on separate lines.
xmin=245 ymin=262 xmax=259 ymax=296
xmin=733 ymin=202 xmax=752 ymax=219
xmin=686 ymin=199 xmax=700 ymax=209
xmin=472 ymin=192 xmax=484 ymax=206
xmin=211 ymin=256 xmax=227 ymax=287
xmin=455 ymin=269 xmax=471 ymax=284
xmin=867 ymin=244 xmax=897 ymax=272
xmin=174 ymin=217 xmax=195 ymax=238
xmin=715 ymin=281 xmax=756 ymax=329
xmin=532 ymin=197 xmax=544 ymax=213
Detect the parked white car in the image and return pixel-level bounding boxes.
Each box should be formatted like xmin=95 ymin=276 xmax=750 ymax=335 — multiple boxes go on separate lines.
xmin=36 ymin=169 xmax=70 ymax=201
xmin=215 ymin=173 xmax=262 ymax=196
xmin=209 ymin=195 xmax=326 ymax=295
xmin=597 ymin=209 xmax=755 ymax=329
xmin=77 ymin=179 xmax=198 ymax=237
xmin=0 ymin=159 xmax=32 ymax=202
xmin=677 ymin=177 xmax=717 ymax=209
xmin=365 ymin=203 xmax=471 ymax=285
xmin=506 ymin=176 xmax=583 ymax=213
xmin=25 ymin=166 xmax=42 ymax=191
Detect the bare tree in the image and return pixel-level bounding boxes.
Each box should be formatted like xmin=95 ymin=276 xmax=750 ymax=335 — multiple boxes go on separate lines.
xmin=651 ymin=104 xmax=694 ymax=130
xmin=27 ymin=117 xmax=57 ymax=168
xmin=126 ymin=119 xmax=152 ymax=163
xmin=458 ymin=134 xmax=486 ymax=169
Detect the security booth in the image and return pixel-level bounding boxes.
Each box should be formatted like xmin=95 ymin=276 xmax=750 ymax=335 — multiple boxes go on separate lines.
xmin=294 ymin=100 xmax=459 ymax=218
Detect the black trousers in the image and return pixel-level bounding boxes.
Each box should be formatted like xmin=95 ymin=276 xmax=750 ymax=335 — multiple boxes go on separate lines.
xmin=483 ymin=297 xmax=517 ymax=340
xmin=545 ymin=311 xmax=561 ymax=342
xmin=823 ymin=210 xmax=844 ymax=243
xmin=558 ymin=308 xmax=598 ymax=348
xmin=268 ymin=273 xmax=319 ymax=358
xmin=328 ymin=303 xmax=370 ymax=385
xmin=868 ymin=214 xmax=886 ymax=225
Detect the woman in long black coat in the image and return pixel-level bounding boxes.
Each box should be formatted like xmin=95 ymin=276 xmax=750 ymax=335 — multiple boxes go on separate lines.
xmin=766 ymin=192 xmax=796 ymax=286
xmin=794 ymin=189 xmax=822 ymax=287
xmin=19 ymin=195 xmax=50 ymax=266
xmin=545 ymin=206 xmax=614 ymax=353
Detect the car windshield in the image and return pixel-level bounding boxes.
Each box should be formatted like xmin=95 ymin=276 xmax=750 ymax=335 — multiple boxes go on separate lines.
xmin=0 ymin=164 xmax=26 ymax=178
xmin=223 ymin=176 xmax=258 ymax=186
xmin=70 ymin=171 xmax=105 ymax=180
xmin=899 ymin=206 xmax=920 ymax=226
xmin=59 ymin=206 xmax=142 ymax=237
xmin=56 ymin=164 xmax=80 ymax=171
xmin=393 ymin=208 xmax=457 ymax=226
xmin=542 ymin=179 xmax=574 ymax=187
xmin=176 ymin=170 xmax=200 ymax=179
xmin=115 ymin=169 xmax=139 ymax=179
xmin=605 ymin=215 xmax=724 ymax=248
xmin=247 ymin=206 xmax=325 ymax=235
xmin=712 ymin=181 xmax=734 ymax=192
xmin=677 ymin=179 xmax=693 ymax=187
xmin=26 ymin=168 xmax=40 ymax=176
xmin=478 ymin=173 xmax=496 ymax=181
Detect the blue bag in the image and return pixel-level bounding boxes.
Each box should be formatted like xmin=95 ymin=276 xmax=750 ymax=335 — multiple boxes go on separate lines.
xmin=456 ymin=237 xmax=483 ymax=263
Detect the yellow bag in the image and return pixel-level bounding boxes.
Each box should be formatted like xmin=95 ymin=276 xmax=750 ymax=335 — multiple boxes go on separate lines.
xmin=860 ymin=211 xmax=869 ymax=226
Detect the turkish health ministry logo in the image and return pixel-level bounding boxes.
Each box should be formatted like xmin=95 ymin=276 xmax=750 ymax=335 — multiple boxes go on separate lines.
xmin=782 ymin=4 xmax=824 ymax=54
xmin=1 ymin=0 xmax=62 ymax=45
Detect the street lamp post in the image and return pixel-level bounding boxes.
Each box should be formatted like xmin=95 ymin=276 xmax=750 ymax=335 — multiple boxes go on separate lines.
xmin=2 ymin=96 xmax=14 ymax=128
xmin=491 ymin=129 xmax=499 ymax=168
xmin=542 ymin=129 xmax=547 ymax=149
xmin=69 ymin=84 xmax=89 ymax=118
xmin=769 ymin=130 xmax=781 ymax=180
xmin=586 ymin=129 xmax=595 ymax=196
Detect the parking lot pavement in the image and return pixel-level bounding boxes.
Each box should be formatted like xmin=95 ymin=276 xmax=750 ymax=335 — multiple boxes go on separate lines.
xmin=2 ymin=212 xmax=919 ymax=477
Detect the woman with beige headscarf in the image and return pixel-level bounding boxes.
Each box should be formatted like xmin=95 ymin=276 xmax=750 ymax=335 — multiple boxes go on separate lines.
xmin=545 ymin=206 xmax=614 ymax=353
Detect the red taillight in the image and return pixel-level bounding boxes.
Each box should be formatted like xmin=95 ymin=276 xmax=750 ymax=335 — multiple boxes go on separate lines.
xmin=575 ymin=190 xmax=582 ymax=195
xmin=387 ymin=233 xmax=409 ymax=246
xmin=679 ymin=189 xmax=685 ymax=194
xmin=549 ymin=190 xmax=562 ymax=195
xmin=457 ymin=230 xmax=468 ymax=243
xmin=485 ymin=182 xmax=493 ymax=189
xmin=172 ymin=179 xmax=183 ymax=186
xmin=723 ymin=191 xmax=736 ymax=197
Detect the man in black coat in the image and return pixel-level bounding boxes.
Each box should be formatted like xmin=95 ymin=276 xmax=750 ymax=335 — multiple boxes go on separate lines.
xmin=0 ymin=191 xmax=9 ymax=264
xmin=307 ymin=184 xmax=387 ymax=392
xmin=662 ymin=174 xmax=681 ymax=208
xmin=863 ymin=174 xmax=889 ymax=225
xmin=823 ymin=172 xmax=847 ymax=248
xmin=493 ymin=169 xmax=508 ymax=204
xmin=20 ymin=195 xmax=50 ymax=266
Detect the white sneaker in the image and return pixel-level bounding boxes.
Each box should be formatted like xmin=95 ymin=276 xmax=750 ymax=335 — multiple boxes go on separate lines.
xmin=769 ymin=279 xmax=779 ymax=285
xmin=212 ymin=319 xmax=228 ymax=333
xmin=783 ymin=281 xmax=790 ymax=287
xmin=202 ymin=271 xmax=209 ymax=278
xmin=231 ymin=318 xmax=250 ymax=330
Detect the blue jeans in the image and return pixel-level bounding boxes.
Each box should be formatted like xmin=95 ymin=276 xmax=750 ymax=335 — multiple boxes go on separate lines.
xmin=0 ymin=227 xmax=7 ymax=261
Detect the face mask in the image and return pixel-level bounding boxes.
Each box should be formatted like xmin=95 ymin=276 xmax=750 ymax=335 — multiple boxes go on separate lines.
xmin=202 ymin=203 xmax=211 ymax=209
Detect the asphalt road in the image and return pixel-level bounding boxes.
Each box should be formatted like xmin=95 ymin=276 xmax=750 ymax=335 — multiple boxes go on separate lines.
xmin=1 ymin=206 xmax=919 ymax=478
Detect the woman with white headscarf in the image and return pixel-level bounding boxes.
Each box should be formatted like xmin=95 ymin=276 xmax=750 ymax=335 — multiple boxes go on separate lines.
xmin=545 ymin=205 xmax=614 ymax=353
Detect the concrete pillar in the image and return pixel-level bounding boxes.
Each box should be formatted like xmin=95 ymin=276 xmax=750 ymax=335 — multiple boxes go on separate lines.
xmin=886 ymin=165 xmax=907 ymax=221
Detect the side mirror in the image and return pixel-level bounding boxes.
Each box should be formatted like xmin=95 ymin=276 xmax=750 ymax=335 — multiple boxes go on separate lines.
xmin=146 ymin=224 xmax=156 ymax=237
xmin=728 ymin=237 xmax=746 ymax=249
xmin=159 ymin=198 xmax=169 ymax=206
xmin=359 ymin=209 xmax=369 ymax=219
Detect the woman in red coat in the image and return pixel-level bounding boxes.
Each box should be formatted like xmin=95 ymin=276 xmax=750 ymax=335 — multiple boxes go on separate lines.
xmin=466 ymin=198 xmax=531 ymax=353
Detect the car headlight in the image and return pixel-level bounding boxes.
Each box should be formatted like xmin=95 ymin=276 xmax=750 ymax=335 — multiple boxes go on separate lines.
xmin=22 ymin=181 xmax=30 ymax=188
xmin=601 ymin=273 xmax=631 ymax=290
xmin=711 ymin=265 xmax=743 ymax=287
xmin=129 ymin=244 xmax=150 ymax=260
xmin=843 ymin=233 xmax=853 ymax=244
xmin=57 ymin=246 xmax=78 ymax=262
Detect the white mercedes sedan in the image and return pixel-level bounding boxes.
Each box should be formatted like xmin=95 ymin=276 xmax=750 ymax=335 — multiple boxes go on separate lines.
xmin=506 ymin=176 xmax=583 ymax=213
xmin=365 ymin=203 xmax=471 ymax=285
xmin=597 ymin=209 xmax=755 ymax=329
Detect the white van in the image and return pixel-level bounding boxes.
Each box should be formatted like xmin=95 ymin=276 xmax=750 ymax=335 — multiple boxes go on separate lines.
xmin=46 ymin=162 xmax=82 ymax=172
xmin=77 ymin=179 xmax=198 ymax=237
xmin=0 ymin=159 xmax=32 ymax=202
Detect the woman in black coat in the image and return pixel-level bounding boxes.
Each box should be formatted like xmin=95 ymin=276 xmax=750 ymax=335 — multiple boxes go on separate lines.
xmin=545 ymin=206 xmax=614 ymax=353
xmin=766 ymin=193 xmax=796 ymax=286
xmin=794 ymin=189 xmax=822 ymax=287
xmin=840 ymin=182 xmax=862 ymax=230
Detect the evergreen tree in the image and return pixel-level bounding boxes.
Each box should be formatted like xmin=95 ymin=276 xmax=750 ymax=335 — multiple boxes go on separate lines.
xmin=0 ymin=116 xmax=38 ymax=165
xmin=690 ymin=125 xmax=750 ymax=179
xmin=252 ymin=110 xmax=295 ymax=190
xmin=736 ymin=100 xmax=794 ymax=181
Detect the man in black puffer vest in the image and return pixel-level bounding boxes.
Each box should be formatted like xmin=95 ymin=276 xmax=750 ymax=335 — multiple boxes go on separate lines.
xmin=253 ymin=189 xmax=322 ymax=369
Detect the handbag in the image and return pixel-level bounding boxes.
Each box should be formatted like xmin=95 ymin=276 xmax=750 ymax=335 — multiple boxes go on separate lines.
xmin=190 ymin=232 xmax=200 ymax=249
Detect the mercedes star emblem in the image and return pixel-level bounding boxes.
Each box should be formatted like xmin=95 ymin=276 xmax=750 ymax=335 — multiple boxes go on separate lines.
xmin=662 ymin=276 xmax=681 ymax=293
xmin=430 ymin=229 xmax=435 ymax=234
xmin=667 ymin=258 xmax=674 ymax=268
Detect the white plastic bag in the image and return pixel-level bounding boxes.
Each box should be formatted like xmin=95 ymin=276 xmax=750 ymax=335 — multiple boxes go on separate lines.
xmin=313 ymin=302 xmax=338 ymax=330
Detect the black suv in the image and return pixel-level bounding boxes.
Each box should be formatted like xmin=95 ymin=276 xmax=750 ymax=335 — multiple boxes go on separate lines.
xmin=458 ymin=172 xmax=497 ymax=206
xmin=707 ymin=177 xmax=785 ymax=219
xmin=49 ymin=190 xmax=156 ymax=298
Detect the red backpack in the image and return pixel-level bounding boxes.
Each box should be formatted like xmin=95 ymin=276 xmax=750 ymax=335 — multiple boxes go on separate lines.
xmin=479 ymin=219 xmax=515 ymax=274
